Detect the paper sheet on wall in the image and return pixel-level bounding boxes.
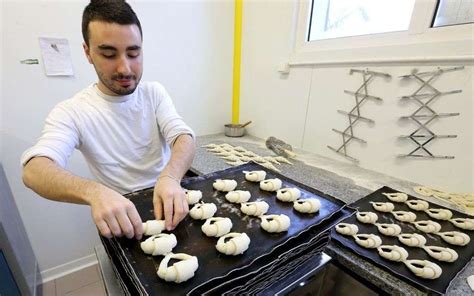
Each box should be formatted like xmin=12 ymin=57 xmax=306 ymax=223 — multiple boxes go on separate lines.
xmin=39 ymin=37 xmax=74 ymax=76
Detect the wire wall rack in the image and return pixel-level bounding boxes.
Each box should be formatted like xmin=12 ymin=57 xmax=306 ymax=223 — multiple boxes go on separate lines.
xmin=398 ymin=66 xmax=464 ymax=159
xmin=328 ymin=69 xmax=391 ymax=162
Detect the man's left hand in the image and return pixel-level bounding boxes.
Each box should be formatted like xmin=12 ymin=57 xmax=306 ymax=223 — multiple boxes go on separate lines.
xmin=153 ymin=176 xmax=188 ymax=230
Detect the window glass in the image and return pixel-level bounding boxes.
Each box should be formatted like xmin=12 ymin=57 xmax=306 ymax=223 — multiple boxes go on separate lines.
xmin=432 ymin=0 xmax=474 ymax=27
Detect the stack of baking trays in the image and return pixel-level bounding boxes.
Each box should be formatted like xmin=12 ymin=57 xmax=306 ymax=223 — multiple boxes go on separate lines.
xmin=100 ymin=162 xmax=352 ymax=295
xmin=331 ymin=186 xmax=474 ymax=295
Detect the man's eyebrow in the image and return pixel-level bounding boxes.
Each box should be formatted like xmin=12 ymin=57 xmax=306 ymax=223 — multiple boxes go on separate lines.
xmin=127 ymin=45 xmax=141 ymax=51
xmin=97 ymin=45 xmax=117 ymax=51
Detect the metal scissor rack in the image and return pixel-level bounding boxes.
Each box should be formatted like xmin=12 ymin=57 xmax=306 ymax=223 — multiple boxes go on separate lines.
xmin=328 ymin=69 xmax=391 ymax=162
xmin=398 ymin=66 xmax=464 ymax=159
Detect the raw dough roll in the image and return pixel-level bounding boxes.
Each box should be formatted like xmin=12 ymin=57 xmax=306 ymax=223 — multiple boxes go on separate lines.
xmin=335 ymin=223 xmax=359 ymax=236
xmin=377 ymin=245 xmax=408 ymax=262
xmin=450 ymin=218 xmax=474 ymax=230
xmin=376 ymin=223 xmax=402 ymax=236
xmin=260 ymin=179 xmax=283 ymax=191
xmin=260 ymin=214 xmax=290 ymax=233
xmin=293 ymin=198 xmax=321 ymax=213
xmin=423 ymin=246 xmax=458 ymax=262
xmin=225 ymin=190 xmax=251 ymax=203
xmin=413 ymin=220 xmax=441 ymax=233
xmin=243 ymin=170 xmax=267 ymax=182
xmin=370 ymin=202 xmax=395 ymax=212
xmin=276 ymin=188 xmax=301 ymax=202
xmin=405 ymin=199 xmax=430 ymax=211
xmin=189 ymin=203 xmax=217 ymax=220
xmin=354 ymin=234 xmax=382 ymax=249
xmin=157 ymin=253 xmax=199 ymax=283
xmin=140 ymin=233 xmax=177 ymax=256
xmin=240 ymin=201 xmax=269 ymax=216
xmin=398 ymin=233 xmax=427 ymax=247
xmin=213 ymin=179 xmax=238 ymax=192
xmin=403 ymin=259 xmax=442 ymax=279
xmin=425 ymin=208 xmax=453 ymax=220
xmin=201 ymin=217 xmax=233 ymax=237
xmin=143 ymin=220 xmax=166 ymax=236
xmin=184 ymin=189 xmax=202 ymax=205
xmin=356 ymin=212 xmax=378 ymax=224
xmin=436 ymin=231 xmax=470 ymax=246
xmin=414 ymin=186 xmax=434 ymax=197
xmin=216 ymin=232 xmax=251 ymax=255
xmin=392 ymin=211 xmax=417 ymax=223
xmin=382 ymin=192 xmax=408 ymax=203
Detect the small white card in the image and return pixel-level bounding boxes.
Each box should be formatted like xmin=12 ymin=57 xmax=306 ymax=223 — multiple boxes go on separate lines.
xmin=39 ymin=37 xmax=74 ymax=76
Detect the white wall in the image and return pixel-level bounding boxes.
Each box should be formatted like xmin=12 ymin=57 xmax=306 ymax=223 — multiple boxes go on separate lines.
xmin=240 ymin=0 xmax=474 ymax=193
xmin=0 ymin=0 xmax=233 ymax=279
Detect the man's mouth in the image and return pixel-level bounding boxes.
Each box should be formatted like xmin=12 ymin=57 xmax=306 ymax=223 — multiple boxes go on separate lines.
xmin=116 ymin=79 xmax=133 ymax=87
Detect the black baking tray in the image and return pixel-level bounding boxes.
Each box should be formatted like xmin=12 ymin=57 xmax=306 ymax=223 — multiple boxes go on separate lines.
xmin=102 ymin=162 xmax=349 ymax=295
xmin=331 ymin=186 xmax=474 ymax=295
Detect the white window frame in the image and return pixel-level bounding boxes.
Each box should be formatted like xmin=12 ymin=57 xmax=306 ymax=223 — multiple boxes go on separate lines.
xmin=290 ymin=0 xmax=474 ymax=66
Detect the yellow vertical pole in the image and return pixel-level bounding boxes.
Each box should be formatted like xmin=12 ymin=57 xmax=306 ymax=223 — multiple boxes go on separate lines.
xmin=232 ymin=0 xmax=243 ymax=124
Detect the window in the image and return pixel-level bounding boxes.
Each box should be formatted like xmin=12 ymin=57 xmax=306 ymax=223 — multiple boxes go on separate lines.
xmin=432 ymin=0 xmax=474 ymax=27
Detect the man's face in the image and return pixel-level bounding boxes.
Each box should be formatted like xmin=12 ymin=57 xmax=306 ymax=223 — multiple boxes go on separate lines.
xmin=83 ymin=21 xmax=143 ymax=96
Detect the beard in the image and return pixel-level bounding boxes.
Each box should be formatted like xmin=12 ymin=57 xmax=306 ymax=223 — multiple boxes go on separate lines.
xmin=97 ymin=70 xmax=141 ymax=96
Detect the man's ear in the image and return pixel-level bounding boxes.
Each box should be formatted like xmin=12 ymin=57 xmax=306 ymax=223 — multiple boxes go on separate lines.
xmin=83 ymin=42 xmax=93 ymax=64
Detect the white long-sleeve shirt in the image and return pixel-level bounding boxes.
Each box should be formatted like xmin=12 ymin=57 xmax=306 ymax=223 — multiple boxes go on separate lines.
xmin=21 ymin=82 xmax=194 ymax=194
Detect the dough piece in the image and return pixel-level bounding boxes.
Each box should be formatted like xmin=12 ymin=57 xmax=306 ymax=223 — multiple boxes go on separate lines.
xmin=335 ymin=223 xmax=359 ymax=236
xmin=239 ymin=156 xmax=253 ymax=162
xmin=398 ymin=233 xmax=427 ymax=247
xmin=222 ymin=155 xmax=241 ymax=162
xmin=240 ymin=201 xmax=269 ymax=216
xmin=157 ymin=253 xmax=199 ymax=283
xmin=202 ymin=143 xmax=219 ymax=149
xmin=274 ymin=156 xmax=293 ymax=165
xmin=425 ymin=208 xmax=453 ymax=220
xmin=413 ymin=220 xmax=441 ymax=233
xmin=184 ymin=189 xmax=202 ymax=205
xmin=225 ymin=190 xmax=251 ymax=203
xmin=143 ymin=220 xmax=165 ymax=236
xmin=213 ymin=179 xmax=238 ymax=192
xmin=403 ymin=260 xmax=442 ymax=279
xmin=233 ymin=146 xmax=247 ymax=152
xmin=216 ymin=232 xmax=251 ymax=255
xmin=252 ymin=156 xmax=266 ymax=163
xmin=215 ymin=151 xmax=233 ymax=157
xmin=243 ymin=170 xmax=267 ymax=182
xmin=405 ymin=199 xmax=430 ymax=211
xmin=354 ymin=234 xmax=382 ymax=249
xmin=436 ymin=231 xmax=470 ymax=246
xmin=260 ymin=214 xmax=290 ymax=233
xmin=377 ymin=245 xmax=408 ymax=262
xmin=201 ymin=217 xmax=233 ymax=237
xmin=375 ymin=223 xmax=402 ymax=236
xmin=276 ymin=188 xmax=301 ymax=202
xmin=293 ymin=198 xmax=321 ymax=213
xmin=207 ymin=147 xmax=224 ymax=153
xmin=414 ymin=186 xmax=434 ymax=197
xmin=450 ymin=218 xmax=474 ymax=230
xmin=423 ymin=246 xmax=458 ymax=262
xmin=227 ymin=160 xmax=247 ymax=167
xmin=243 ymin=151 xmax=258 ymax=157
xmin=260 ymin=178 xmax=282 ymax=191
xmin=189 ymin=203 xmax=217 ymax=220
xmin=382 ymin=192 xmax=408 ymax=203
xmin=260 ymin=162 xmax=281 ymax=172
xmin=263 ymin=156 xmax=280 ymax=164
xmin=140 ymin=234 xmax=177 ymax=256
xmin=370 ymin=202 xmax=394 ymax=212
xmin=392 ymin=211 xmax=417 ymax=222
xmin=356 ymin=212 xmax=378 ymax=224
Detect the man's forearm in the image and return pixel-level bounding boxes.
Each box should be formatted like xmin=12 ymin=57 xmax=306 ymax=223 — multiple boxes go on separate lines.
xmin=160 ymin=134 xmax=196 ymax=181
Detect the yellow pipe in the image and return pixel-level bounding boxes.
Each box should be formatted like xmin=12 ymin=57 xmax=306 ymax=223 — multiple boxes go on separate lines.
xmin=232 ymin=0 xmax=243 ymax=124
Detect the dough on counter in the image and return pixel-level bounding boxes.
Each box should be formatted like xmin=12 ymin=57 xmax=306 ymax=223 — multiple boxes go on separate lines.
xmin=260 ymin=161 xmax=281 ymax=173
xmin=413 ymin=186 xmax=434 ymax=197
xmin=222 ymin=155 xmax=241 ymax=162
xmin=276 ymin=188 xmax=301 ymax=202
xmin=157 ymin=253 xmax=199 ymax=283
xmin=377 ymin=245 xmax=409 ymax=262
xmin=403 ymin=259 xmax=442 ymax=279
xmin=207 ymin=147 xmax=225 ymax=153
xmin=354 ymin=234 xmax=382 ymax=249
xmin=405 ymin=199 xmax=430 ymax=211
xmin=413 ymin=220 xmax=441 ymax=233
xmin=274 ymin=156 xmax=293 ymax=165
xmin=260 ymin=214 xmax=290 ymax=233
xmin=233 ymin=146 xmax=247 ymax=152
xmin=142 ymin=220 xmax=166 ymax=236
xmin=225 ymin=190 xmax=251 ymax=203
xmin=202 ymin=143 xmax=219 ymax=149
xmin=251 ymin=156 xmax=266 ymax=163
xmin=189 ymin=203 xmax=217 ymax=220
xmin=335 ymin=223 xmax=359 ymax=236
xmin=450 ymin=218 xmax=474 ymax=230
xmin=215 ymin=232 xmax=251 ymax=255
xmin=436 ymin=231 xmax=470 ymax=246
xmin=240 ymin=201 xmax=269 ymax=216
xmin=356 ymin=212 xmax=378 ymax=224
xmin=263 ymin=156 xmax=280 ymax=164
xmin=425 ymin=208 xmax=453 ymax=220
xmin=392 ymin=211 xmax=417 ymax=223
xmin=140 ymin=233 xmax=177 ymax=256
xmin=243 ymin=170 xmax=267 ymax=182
xmin=423 ymin=246 xmax=458 ymax=262
xmin=382 ymin=192 xmax=408 ymax=203
xmin=398 ymin=233 xmax=427 ymax=247
xmin=213 ymin=179 xmax=238 ymax=192
xmin=201 ymin=217 xmax=233 ymax=237
xmin=370 ymin=202 xmax=395 ymax=212
xmin=184 ymin=189 xmax=202 ymax=205
xmin=375 ymin=223 xmax=402 ymax=236
xmin=259 ymin=178 xmax=282 ymax=191
xmin=293 ymin=198 xmax=321 ymax=213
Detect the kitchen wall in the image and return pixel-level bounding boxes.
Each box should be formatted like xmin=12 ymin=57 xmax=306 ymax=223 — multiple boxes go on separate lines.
xmin=240 ymin=0 xmax=473 ymax=193
xmin=0 ymin=0 xmax=233 ymax=280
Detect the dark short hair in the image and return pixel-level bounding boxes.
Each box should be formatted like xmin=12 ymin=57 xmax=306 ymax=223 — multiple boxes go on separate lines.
xmin=82 ymin=0 xmax=143 ymax=46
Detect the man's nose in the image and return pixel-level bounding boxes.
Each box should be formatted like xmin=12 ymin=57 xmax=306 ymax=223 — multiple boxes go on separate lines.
xmin=116 ymin=55 xmax=131 ymax=74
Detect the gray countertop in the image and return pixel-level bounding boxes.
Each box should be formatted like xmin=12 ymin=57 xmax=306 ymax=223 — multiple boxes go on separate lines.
xmin=192 ymin=133 xmax=473 ymax=296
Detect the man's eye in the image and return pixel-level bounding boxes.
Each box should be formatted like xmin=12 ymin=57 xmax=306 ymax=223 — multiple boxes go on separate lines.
xmin=102 ymin=54 xmax=115 ymax=59
xmin=128 ymin=52 xmax=140 ymax=58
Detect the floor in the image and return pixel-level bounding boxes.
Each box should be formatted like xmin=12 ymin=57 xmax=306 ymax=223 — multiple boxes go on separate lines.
xmin=39 ymin=264 xmax=106 ymax=296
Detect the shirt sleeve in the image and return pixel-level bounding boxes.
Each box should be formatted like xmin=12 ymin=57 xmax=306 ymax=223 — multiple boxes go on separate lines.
xmin=20 ymin=102 xmax=80 ymax=168
xmin=153 ymin=83 xmax=195 ymax=146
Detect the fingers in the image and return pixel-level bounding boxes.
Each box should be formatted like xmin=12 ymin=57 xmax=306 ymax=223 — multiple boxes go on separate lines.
xmin=172 ymin=192 xmax=189 ymax=229
xmin=163 ymin=194 xmax=174 ymax=231
xmin=154 ymin=193 xmax=163 ymax=220
xmin=104 ymin=214 xmax=122 ymax=237
xmin=116 ymin=211 xmax=135 ymax=239
xmin=96 ymin=219 xmax=112 ymax=238
xmin=127 ymin=205 xmax=144 ymax=240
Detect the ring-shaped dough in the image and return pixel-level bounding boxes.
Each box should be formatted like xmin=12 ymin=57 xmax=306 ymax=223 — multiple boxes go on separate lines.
xmin=354 ymin=234 xmax=382 ymax=249
xmin=403 ymin=259 xmax=442 ymax=279
xmin=276 ymin=188 xmax=301 ymax=202
xmin=201 ymin=217 xmax=233 ymax=237
xmin=449 ymin=218 xmax=474 ymax=230
xmin=335 ymin=223 xmax=359 ymax=236
xmin=423 ymin=246 xmax=458 ymax=262
xmin=293 ymin=198 xmax=321 ymax=213
xmin=260 ymin=179 xmax=283 ymax=191
xmin=413 ymin=220 xmax=441 ymax=233
xmin=140 ymin=233 xmax=177 ymax=256
xmin=398 ymin=233 xmax=427 ymax=247
xmin=225 ymin=190 xmax=251 ymax=203
xmin=240 ymin=201 xmax=269 ymax=216
xmin=216 ymin=232 xmax=251 ymax=255
xmin=142 ymin=220 xmax=166 ymax=236
xmin=382 ymin=192 xmax=408 ymax=203
xmin=243 ymin=170 xmax=266 ymax=182
xmin=425 ymin=208 xmax=453 ymax=220
xmin=375 ymin=223 xmax=402 ymax=236
xmin=213 ymin=179 xmax=238 ymax=192
xmin=157 ymin=253 xmax=199 ymax=283
xmin=392 ymin=211 xmax=417 ymax=223
xmin=189 ymin=203 xmax=217 ymax=220
xmin=405 ymin=200 xmax=430 ymax=211
xmin=356 ymin=212 xmax=379 ymax=224
xmin=370 ymin=202 xmax=395 ymax=212
xmin=436 ymin=231 xmax=470 ymax=246
xmin=184 ymin=189 xmax=202 ymax=205
xmin=260 ymin=214 xmax=290 ymax=233
xmin=377 ymin=245 xmax=409 ymax=262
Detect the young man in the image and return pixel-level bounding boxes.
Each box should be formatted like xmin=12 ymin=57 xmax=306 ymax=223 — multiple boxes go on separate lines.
xmin=21 ymin=0 xmax=195 ymax=240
